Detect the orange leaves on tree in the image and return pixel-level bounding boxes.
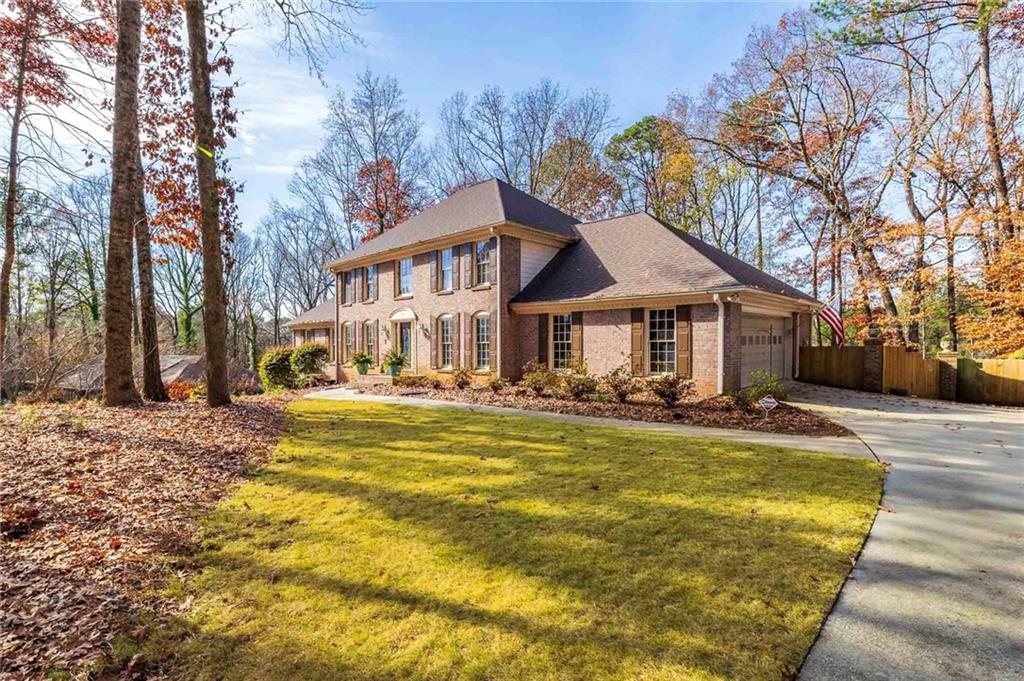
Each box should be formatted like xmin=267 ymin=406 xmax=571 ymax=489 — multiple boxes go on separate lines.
xmin=350 ymin=159 xmax=412 ymax=242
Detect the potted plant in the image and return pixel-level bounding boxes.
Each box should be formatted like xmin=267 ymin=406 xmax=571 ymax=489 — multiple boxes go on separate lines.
xmin=350 ymin=351 xmax=373 ymax=375
xmin=383 ymin=347 xmax=408 ymax=377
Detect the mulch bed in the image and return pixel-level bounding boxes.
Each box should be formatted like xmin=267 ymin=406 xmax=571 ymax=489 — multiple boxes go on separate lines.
xmin=363 ymin=385 xmax=851 ymax=438
xmin=0 ymin=392 xmax=303 ymax=680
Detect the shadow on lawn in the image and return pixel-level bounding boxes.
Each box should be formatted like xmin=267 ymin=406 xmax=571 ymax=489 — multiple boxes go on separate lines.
xmin=154 ymin=401 xmax=882 ymax=681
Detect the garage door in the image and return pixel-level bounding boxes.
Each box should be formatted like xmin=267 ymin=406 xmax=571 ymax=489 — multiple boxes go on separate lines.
xmin=740 ymin=315 xmax=790 ymax=387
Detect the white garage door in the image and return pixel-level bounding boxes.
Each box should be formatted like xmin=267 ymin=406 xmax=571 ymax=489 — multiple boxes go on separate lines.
xmin=740 ymin=315 xmax=790 ymax=387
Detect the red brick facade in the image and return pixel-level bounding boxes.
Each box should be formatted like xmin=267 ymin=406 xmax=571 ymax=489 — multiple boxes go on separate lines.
xmin=330 ymin=230 xmax=806 ymax=395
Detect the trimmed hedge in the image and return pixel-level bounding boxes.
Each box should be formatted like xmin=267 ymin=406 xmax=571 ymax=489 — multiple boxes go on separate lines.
xmin=259 ymin=347 xmax=296 ymax=390
xmin=291 ymin=342 xmax=329 ymax=376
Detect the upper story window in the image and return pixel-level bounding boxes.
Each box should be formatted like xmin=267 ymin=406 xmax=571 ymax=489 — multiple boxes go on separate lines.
xmin=365 ymin=264 xmax=377 ymax=300
xmin=475 ymin=240 xmax=491 ymax=285
xmin=398 ymin=258 xmax=413 ymax=296
xmin=551 ymin=313 xmax=572 ymax=370
xmin=440 ymin=248 xmax=453 ymax=290
xmin=344 ymin=271 xmax=355 ymax=304
xmin=648 ymin=308 xmax=676 ymax=374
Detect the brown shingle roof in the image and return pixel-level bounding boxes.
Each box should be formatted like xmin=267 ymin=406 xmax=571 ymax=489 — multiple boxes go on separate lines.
xmin=328 ymin=178 xmax=579 ymax=268
xmin=284 ymin=297 xmax=336 ymax=327
xmin=513 ymin=213 xmax=816 ymax=304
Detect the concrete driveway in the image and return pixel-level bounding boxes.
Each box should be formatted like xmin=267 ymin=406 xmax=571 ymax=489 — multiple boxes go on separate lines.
xmin=789 ymin=383 xmax=1024 ymax=681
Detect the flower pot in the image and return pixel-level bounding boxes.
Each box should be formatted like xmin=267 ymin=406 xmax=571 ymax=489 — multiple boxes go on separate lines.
xmin=387 ymin=364 xmax=402 ymax=377
xmin=355 ymin=361 xmax=371 ymax=375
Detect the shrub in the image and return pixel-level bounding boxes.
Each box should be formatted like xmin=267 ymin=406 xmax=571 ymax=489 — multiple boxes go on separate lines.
xmin=649 ymin=373 xmax=695 ymax=408
xmin=487 ymin=374 xmax=509 ymax=393
xmin=394 ymin=375 xmax=432 ymax=388
xmin=291 ymin=342 xmax=328 ymax=376
xmin=520 ymin=360 xmax=558 ymax=397
xmin=602 ymin=364 xmax=641 ymax=404
xmin=167 ymin=380 xmax=196 ymax=401
xmin=451 ymin=366 xmax=473 ymax=389
xmin=561 ymin=363 xmax=598 ymax=401
xmin=738 ymin=369 xmax=787 ymax=409
xmin=259 ymin=347 xmax=296 ymax=390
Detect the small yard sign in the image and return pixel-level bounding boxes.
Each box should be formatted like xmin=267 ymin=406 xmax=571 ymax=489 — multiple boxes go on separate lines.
xmin=757 ymin=394 xmax=778 ymax=417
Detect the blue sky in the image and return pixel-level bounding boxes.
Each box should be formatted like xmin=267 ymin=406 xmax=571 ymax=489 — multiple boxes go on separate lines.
xmin=229 ymin=1 xmax=798 ymax=230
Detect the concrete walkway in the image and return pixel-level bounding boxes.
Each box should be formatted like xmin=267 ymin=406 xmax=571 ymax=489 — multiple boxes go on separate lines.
xmin=304 ymin=387 xmax=872 ymax=458
xmin=789 ymin=384 xmax=1024 ymax=681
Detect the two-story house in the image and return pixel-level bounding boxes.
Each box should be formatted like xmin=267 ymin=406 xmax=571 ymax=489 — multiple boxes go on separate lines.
xmin=321 ymin=178 xmax=819 ymax=394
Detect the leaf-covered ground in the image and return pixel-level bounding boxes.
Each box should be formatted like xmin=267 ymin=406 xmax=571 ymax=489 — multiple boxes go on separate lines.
xmin=0 ymin=393 xmax=301 ymax=680
xmin=139 ymin=399 xmax=883 ymax=681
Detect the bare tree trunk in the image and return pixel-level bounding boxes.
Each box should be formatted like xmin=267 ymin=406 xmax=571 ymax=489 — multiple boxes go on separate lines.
xmin=0 ymin=7 xmax=31 ymax=401
xmin=103 ymin=0 xmax=143 ymax=407
xmin=754 ymin=166 xmax=764 ymax=270
xmin=134 ymin=150 xmax=168 ymax=401
xmin=184 ymin=0 xmax=231 ymax=406
xmin=977 ymin=24 xmax=1012 ymax=238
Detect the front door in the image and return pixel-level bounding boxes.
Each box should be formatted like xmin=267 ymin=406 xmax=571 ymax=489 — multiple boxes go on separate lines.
xmin=398 ymin=322 xmax=413 ymax=368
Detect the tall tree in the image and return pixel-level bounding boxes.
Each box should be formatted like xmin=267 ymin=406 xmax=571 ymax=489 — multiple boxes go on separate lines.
xmin=184 ymin=0 xmax=230 ymax=406
xmin=103 ymin=0 xmax=143 ymax=406
xmin=134 ymin=149 xmax=167 ymax=401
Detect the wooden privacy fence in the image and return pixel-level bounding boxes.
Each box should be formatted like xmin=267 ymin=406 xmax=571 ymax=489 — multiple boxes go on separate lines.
xmin=957 ymin=358 xmax=1024 ymax=406
xmin=799 ymin=346 xmax=866 ymax=391
xmin=799 ymin=345 xmax=1024 ymax=406
xmin=882 ymin=346 xmax=940 ymax=399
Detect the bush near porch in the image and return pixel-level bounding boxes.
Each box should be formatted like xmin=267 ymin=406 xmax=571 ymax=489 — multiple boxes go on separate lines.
xmin=128 ymin=399 xmax=882 ymax=680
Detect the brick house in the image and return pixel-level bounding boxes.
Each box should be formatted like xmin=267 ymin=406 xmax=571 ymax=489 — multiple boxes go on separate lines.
xmin=284 ymin=297 xmax=337 ymax=381
xmin=317 ymin=178 xmax=817 ymax=394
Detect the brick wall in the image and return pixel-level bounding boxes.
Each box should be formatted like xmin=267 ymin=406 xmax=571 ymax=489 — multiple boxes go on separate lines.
xmin=499 ymin=236 xmax=522 ymax=378
xmin=516 ymin=313 xmax=540 ymax=375
xmin=691 ymin=303 xmax=719 ymax=394
xmin=721 ymin=302 xmax=742 ymax=394
xmin=336 ymin=245 xmax=498 ymax=379
xmin=581 ymin=309 xmax=631 ymax=375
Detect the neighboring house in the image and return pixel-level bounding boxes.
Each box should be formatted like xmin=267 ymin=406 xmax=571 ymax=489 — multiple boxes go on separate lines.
xmin=321 ymin=178 xmax=818 ymax=394
xmin=284 ymin=297 xmax=337 ymax=381
xmin=56 ymin=354 xmax=207 ymax=396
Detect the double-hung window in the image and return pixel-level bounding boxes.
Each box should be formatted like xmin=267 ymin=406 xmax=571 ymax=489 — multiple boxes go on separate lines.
xmin=474 ymin=241 xmax=491 ymax=285
xmin=343 ymin=322 xmax=354 ymax=363
xmin=365 ymin=264 xmax=377 ymax=299
xmin=474 ymin=314 xmax=490 ymax=369
xmin=551 ymin=313 xmax=572 ymax=369
xmin=344 ymin=271 xmax=355 ymax=303
xmin=440 ymin=248 xmax=453 ymax=290
xmin=648 ymin=308 xmax=676 ymax=374
xmin=364 ymin=321 xmax=376 ymax=361
xmin=439 ymin=316 xmax=453 ymax=368
xmin=398 ymin=258 xmax=413 ymax=295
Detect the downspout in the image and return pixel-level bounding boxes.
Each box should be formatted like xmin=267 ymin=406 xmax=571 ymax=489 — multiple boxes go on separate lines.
xmin=493 ymin=227 xmax=501 ymax=378
xmin=713 ymin=293 xmax=725 ymax=395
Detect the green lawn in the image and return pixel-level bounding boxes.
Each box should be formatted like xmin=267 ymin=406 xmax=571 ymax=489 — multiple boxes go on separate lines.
xmin=148 ymin=399 xmax=882 ymax=681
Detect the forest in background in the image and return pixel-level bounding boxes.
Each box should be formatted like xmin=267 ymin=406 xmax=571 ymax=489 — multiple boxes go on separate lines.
xmin=1 ymin=0 xmax=1021 ymax=404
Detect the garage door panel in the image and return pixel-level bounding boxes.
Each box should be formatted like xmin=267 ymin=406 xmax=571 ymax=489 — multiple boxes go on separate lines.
xmin=741 ymin=314 xmax=791 ymax=387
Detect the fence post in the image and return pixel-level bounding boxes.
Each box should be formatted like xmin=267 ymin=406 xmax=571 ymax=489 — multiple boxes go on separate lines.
xmin=864 ymin=336 xmax=883 ymax=393
xmin=937 ymin=351 xmax=958 ymax=401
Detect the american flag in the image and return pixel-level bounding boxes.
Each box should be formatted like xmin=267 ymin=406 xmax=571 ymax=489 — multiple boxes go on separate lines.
xmin=818 ymin=294 xmax=845 ymax=347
